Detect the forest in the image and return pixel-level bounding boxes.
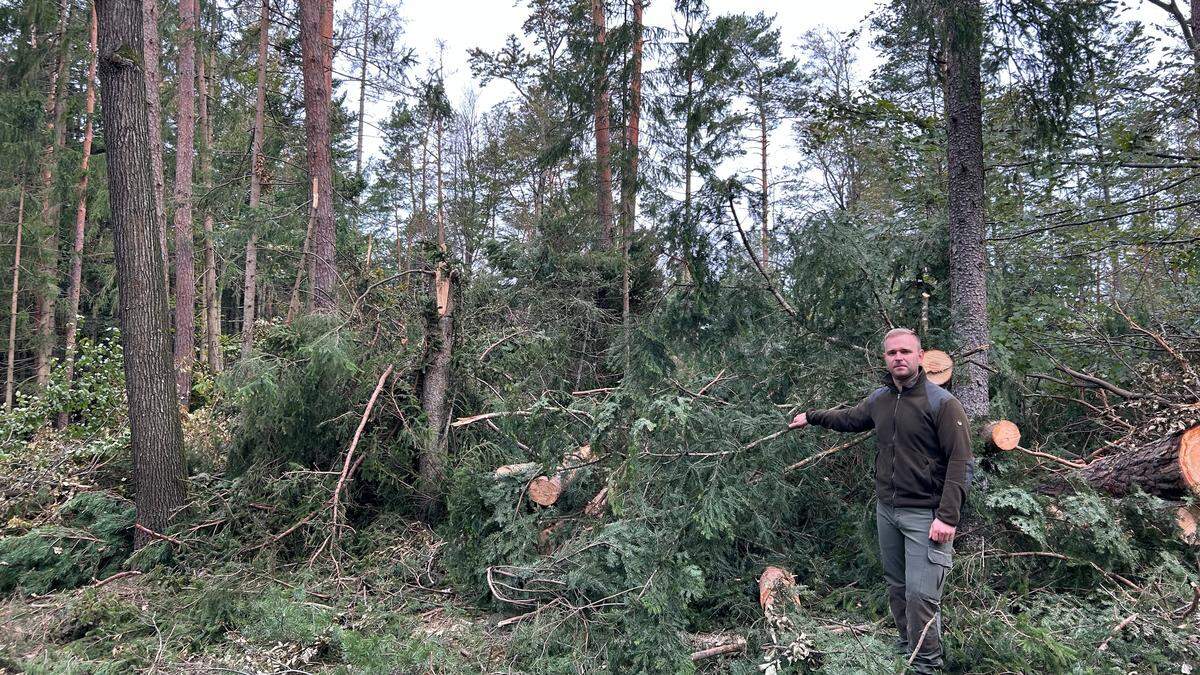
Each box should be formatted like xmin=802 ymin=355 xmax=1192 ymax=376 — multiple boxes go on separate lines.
xmin=0 ymin=0 xmax=1198 ymax=671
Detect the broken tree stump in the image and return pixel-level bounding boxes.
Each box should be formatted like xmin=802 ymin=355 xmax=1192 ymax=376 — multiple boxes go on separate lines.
xmin=980 ymin=420 xmax=1021 ymax=452
xmin=1078 ymin=424 xmax=1200 ymax=499
xmin=757 ymin=566 xmax=819 ymax=674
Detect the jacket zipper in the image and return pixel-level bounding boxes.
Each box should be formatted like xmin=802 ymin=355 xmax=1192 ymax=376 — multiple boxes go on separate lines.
xmin=890 ymin=388 xmax=900 ymax=504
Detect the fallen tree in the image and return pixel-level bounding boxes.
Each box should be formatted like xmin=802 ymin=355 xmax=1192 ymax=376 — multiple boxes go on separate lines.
xmin=1078 ymin=424 xmax=1200 ymax=499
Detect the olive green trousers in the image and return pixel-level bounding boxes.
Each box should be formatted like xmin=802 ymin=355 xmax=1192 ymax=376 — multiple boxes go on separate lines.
xmin=876 ymin=502 xmax=954 ymax=674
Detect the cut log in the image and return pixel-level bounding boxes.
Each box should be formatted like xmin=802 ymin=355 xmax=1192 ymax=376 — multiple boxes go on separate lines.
xmin=980 ymin=420 xmax=1021 ymax=452
xmin=758 ymin=565 xmax=798 ymax=614
xmin=1079 ymin=425 xmax=1200 ymax=499
xmin=922 ymin=350 xmax=953 ymax=386
xmin=527 ymin=445 xmax=593 ymax=507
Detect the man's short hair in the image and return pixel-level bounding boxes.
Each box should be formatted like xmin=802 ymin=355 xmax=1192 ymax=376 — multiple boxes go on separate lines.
xmin=882 ymin=327 xmax=921 ymax=351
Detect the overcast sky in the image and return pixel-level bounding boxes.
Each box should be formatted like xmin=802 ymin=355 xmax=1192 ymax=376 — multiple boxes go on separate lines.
xmin=351 ymin=0 xmax=881 ymax=163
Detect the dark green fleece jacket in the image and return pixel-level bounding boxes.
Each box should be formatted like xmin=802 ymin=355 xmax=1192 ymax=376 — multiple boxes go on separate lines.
xmin=807 ymin=369 xmax=974 ymax=526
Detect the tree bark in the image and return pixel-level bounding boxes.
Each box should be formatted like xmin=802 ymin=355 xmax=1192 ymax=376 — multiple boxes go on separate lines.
xmin=34 ymin=0 xmax=74 ymax=389
xmin=758 ymin=80 xmax=769 ymax=267
xmin=96 ymin=0 xmax=187 ymax=547
xmin=1079 ymin=426 xmax=1200 ymax=499
xmin=6 ymin=188 xmax=25 ymax=410
xmin=144 ymin=0 xmax=169 ymax=294
xmin=300 ymin=0 xmax=336 ymax=310
xmin=355 ymin=0 xmax=369 ymax=176
xmin=591 ymin=0 xmax=615 ymax=249
xmin=57 ymin=5 xmax=100 ymax=429
xmin=620 ymin=0 xmax=642 ymax=354
xmin=173 ymin=0 xmax=199 ymax=409
xmin=242 ymin=0 xmax=269 ymax=356
xmin=942 ymin=0 xmax=990 ymax=419
xmin=418 ymin=266 xmax=454 ymax=519
xmin=198 ymin=36 xmax=221 ymax=371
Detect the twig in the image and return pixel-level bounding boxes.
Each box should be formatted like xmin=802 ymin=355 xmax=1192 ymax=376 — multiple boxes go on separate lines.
xmin=1054 ymin=365 xmax=1143 ymax=399
xmin=90 ymin=570 xmax=142 ymax=588
xmin=987 ymin=550 xmax=1140 ymax=593
xmin=1012 ymin=444 xmax=1086 ymax=469
xmin=479 ymin=329 xmax=530 ymax=362
xmin=330 ymin=364 xmax=395 ymax=541
xmin=744 ymin=427 xmax=793 ymax=452
xmin=726 ymin=195 xmax=796 ymax=318
xmin=451 ymin=410 xmax=532 ymax=428
xmin=1097 ymin=613 xmax=1138 ymax=652
xmin=906 ymin=615 xmax=938 ymax=666
xmin=134 ymin=523 xmax=184 ymax=546
xmin=783 ymin=432 xmax=871 ymax=474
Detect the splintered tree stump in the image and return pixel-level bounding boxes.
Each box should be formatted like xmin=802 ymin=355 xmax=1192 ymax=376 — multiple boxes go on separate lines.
xmin=493 ymin=462 xmax=540 ymax=479
xmin=922 ymin=350 xmax=953 ymax=386
xmin=757 ymin=566 xmax=819 ymax=674
xmin=980 ymin=420 xmax=1021 ymax=452
xmin=528 ymin=445 xmax=593 ymax=507
xmin=1079 ymin=425 xmax=1200 ymax=499
xmin=584 ymin=486 xmax=609 ymax=517
xmin=758 ymin=566 xmax=798 ymax=614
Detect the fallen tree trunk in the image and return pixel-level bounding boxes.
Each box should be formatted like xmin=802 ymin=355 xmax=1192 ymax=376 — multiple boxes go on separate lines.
xmin=528 ymin=445 xmax=593 ymax=506
xmin=1078 ymin=424 xmax=1200 ymax=499
xmin=492 ymin=445 xmax=596 ymax=507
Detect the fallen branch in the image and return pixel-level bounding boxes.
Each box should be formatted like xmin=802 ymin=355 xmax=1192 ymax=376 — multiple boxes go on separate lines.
xmin=134 ymin=523 xmax=184 ymax=546
xmin=784 ymin=433 xmax=871 ymax=474
xmin=1097 ymin=613 xmax=1138 ymax=652
xmin=689 ymin=635 xmax=747 ymax=662
xmin=331 ymin=364 xmax=394 ymax=541
xmin=452 ymin=410 xmax=532 ymax=428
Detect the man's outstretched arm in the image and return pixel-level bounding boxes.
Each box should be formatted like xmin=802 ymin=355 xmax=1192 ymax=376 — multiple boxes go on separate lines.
xmin=791 ymin=392 xmax=877 ymax=433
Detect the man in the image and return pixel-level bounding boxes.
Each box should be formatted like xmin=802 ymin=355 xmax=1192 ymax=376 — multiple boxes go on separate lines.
xmin=789 ymin=328 xmax=973 ymax=673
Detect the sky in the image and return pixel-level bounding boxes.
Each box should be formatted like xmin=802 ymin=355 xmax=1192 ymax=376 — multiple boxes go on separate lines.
xmin=351 ymin=0 xmax=882 ymax=164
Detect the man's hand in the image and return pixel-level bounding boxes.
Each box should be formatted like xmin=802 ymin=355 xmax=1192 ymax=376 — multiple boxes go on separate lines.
xmin=789 ymin=412 xmax=808 ymax=430
xmin=928 ymin=518 xmax=956 ymax=544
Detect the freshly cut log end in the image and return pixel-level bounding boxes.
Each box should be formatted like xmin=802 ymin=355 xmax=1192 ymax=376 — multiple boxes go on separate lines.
xmin=922 ymin=350 xmax=953 ymax=386
xmin=981 ymin=420 xmax=1021 ymax=452
xmin=1079 ymin=424 xmax=1200 ymax=499
xmin=1179 ymin=428 xmax=1200 ymax=496
xmin=528 ymin=476 xmax=563 ymax=506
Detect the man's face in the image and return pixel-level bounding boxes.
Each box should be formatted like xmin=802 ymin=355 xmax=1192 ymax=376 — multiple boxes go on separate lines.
xmin=883 ymin=333 xmax=923 ymax=381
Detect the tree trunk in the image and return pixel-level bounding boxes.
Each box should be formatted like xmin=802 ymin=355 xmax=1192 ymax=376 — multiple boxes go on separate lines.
xmin=198 ymin=39 xmax=221 ymax=371
xmin=287 ymin=199 xmax=316 ymax=323
xmin=96 ymin=0 xmax=187 ymax=547
xmin=1079 ymin=425 xmax=1200 ymax=499
xmin=591 ymin=0 xmax=614 ymax=249
xmin=943 ymin=0 xmax=990 ymax=419
xmin=144 ymin=0 xmax=169 ymax=294
xmin=758 ymin=80 xmax=769 ymax=267
xmin=242 ymin=0 xmax=269 ymax=356
xmin=418 ymin=266 xmax=454 ymax=519
xmin=34 ymin=0 xmax=74 ymax=389
xmin=300 ymin=0 xmax=336 ymax=310
xmin=57 ymin=5 xmax=99 ymax=429
xmin=620 ymin=0 xmax=643 ymax=356
xmin=172 ymin=0 xmax=199 ymax=409
xmin=6 ymin=188 xmax=25 ymax=410
xmin=355 ymin=0 xmax=369 ymax=176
